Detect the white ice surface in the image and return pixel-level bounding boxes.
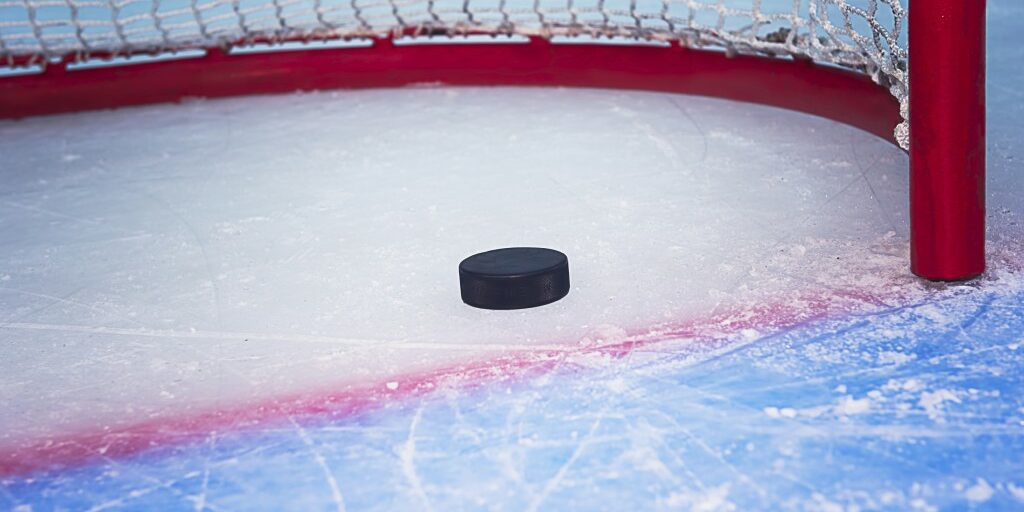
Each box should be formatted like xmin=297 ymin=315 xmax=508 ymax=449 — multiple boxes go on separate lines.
xmin=0 ymin=85 xmax=919 ymax=444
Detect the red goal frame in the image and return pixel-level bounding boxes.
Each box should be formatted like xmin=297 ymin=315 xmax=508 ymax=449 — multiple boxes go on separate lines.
xmin=0 ymin=0 xmax=986 ymax=281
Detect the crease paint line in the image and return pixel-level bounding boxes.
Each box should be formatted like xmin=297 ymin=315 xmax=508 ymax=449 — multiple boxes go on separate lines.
xmin=0 ymin=287 xmax=885 ymax=479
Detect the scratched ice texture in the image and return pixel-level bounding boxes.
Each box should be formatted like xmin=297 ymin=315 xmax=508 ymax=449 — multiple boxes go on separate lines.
xmin=5 ymin=281 xmax=1024 ymax=511
xmin=1 ymin=1 xmax=1023 ymax=510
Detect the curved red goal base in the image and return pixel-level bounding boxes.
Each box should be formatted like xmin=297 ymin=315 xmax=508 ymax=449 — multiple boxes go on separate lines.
xmin=0 ymin=38 xmax=900 ymax=138
xmin=0 ymin=36 xmax=982 ymax=280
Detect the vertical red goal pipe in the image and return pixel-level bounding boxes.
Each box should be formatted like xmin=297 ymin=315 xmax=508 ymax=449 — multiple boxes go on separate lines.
xmin=910 ymin=0 xmax=987 ymax=280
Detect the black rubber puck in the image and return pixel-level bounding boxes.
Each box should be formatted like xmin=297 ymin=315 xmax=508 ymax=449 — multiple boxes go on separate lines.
xmin=459 ymin=247 xmax=570 ymax=310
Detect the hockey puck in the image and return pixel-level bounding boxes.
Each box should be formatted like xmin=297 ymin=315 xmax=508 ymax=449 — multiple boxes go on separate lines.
xmin=459 ymin=247 xmax=570 ymax=310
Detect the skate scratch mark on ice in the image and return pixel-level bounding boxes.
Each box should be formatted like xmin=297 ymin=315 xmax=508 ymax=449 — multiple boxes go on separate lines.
xmin=84 ymin=470 xmax=198 ymax=512
xmin=75 ymin=439 xmax=216 ymax=510
xmin=628 ymin=413 xmax=704 ymax=490
xmin=189 ymin=433 xmax=216 ymax=512
xmin=958 ymin=294 xmax=995 ymax=333
xmin=525 ymin=412 xmax=604 ymax=512
xmin=648 ymin=408 xmax=768 ymax=499
xmin=446 ymin=392 xmax=485 ymax=449
xmin=608 ymin=100 xmax=681 ymax=169
xmin=0 ymin=285 xmax=86 ymax=329
xmin=668 ymin=98 xmax=708 ymax=165
xmin=399 ymin=405 xmax=433 ymax=512
xmin=0 ymin=322 xmax=567 ymax=351
xmin=0 ymin=287 xmax=145 ymax=329
xmin=762 ymin=296 xmax=1012 ymax=384
xmin=499 ymin=412 xmax=527 ymax=491
xmin=849 ymin=138 xmax=900 ymax=234
xmin=86 ymin=485 xmax=162 ymax=512
xmin=140 ymin=191 xmax=224 ymax=328
xmin=961 ymin=300 xmax=1024 ymax=312
xmin=281 ymin=244 xmax=316 ymax=265
xmin=751 ymin=132 xmax=883 ymax=253
xmin=635 ymin=120 xmax=682 ymax=168
xmin=289 ymin=416 xmax=347 ymax=512
xmin=684 ymin=424 xmax=767 ymax=498
xmin=665 ymin=386 xmax=928 ymax=494
xmin=0 ymin=199 xmax=104 ymax=226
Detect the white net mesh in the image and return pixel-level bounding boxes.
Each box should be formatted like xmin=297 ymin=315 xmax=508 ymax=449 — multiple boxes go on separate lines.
xmin=0 ymin=0 xmax=908 ymax=145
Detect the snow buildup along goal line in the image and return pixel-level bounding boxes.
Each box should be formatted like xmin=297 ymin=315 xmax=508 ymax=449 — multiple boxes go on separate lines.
xmin=0 ymin=0 xmax=986 ymax=281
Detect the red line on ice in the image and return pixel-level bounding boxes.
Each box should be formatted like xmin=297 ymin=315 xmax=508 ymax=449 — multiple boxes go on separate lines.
xmin=0 ymin=288 xmax=881 ymax=478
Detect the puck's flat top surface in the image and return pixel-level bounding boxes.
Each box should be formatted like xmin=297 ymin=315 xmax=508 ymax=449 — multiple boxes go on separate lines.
xmin=460 ymin=247 xmax=567 ymax=277
xmin=459 ymin=247 xmax=570 ymax=309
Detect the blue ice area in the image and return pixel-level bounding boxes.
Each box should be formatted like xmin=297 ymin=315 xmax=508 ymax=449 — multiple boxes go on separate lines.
xmin=4 ymin=278 xmax=1024 ymax=511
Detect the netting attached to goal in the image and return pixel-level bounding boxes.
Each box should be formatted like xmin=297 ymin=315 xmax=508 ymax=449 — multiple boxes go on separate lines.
xmin=0 ymin=0 xmax=907 ymax=143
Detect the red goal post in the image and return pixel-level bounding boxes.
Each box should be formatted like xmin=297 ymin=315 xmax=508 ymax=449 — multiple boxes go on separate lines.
xmin=0 ymin=0 xmax=986 ymax=281
xmin=909 ymin=1 xmax=986 ymax=281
